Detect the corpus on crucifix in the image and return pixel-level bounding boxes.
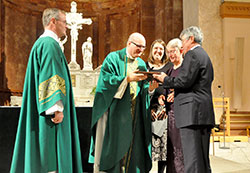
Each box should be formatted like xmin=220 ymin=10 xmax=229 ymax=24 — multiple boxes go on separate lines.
xmin=67 ymin=1 xmax=92 ymax=70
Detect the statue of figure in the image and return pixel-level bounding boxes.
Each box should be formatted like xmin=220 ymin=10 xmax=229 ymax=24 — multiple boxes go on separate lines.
xmin=71 ymin=1 xmax=77 ymax=13
xmin=66 ymin=1 xmax=92 ymax=69
xmin=82 ymin=37 xmax=93 ymax=70
xmin=59 ymin=35 xmax=67 ymax=52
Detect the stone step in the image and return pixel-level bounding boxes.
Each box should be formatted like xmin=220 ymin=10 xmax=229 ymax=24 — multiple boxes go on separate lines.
xmin=228 ymin=123 xmax=250 ymax=129
xmin=230 ymin=130 xmax=247 ymax=136
xmin=230 ymin=120 xmax=250 ymax=123
xmin=230 ymin=112 xmax=250 ymax=116
xmin=211 ymin=135 xmax=248 ymax=142
xmin=213 ymin=130 xmax=247 ymax=136
xmin=217 ymin=112 xmax=250 ymax=137
xmin=230 ymin=117 xmax=250 ymax=121
xmin=230 ymin=114 xmax=250 ymax=117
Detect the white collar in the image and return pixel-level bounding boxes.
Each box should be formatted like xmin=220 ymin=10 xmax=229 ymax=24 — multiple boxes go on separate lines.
xmin=148 ymin=62 xmax=165 ymax=70
xmin=40 ymin=29 xmax=60 ymax=43
xmin=126 ymin=49 xmax=136 ymax=61
xmin=173 ymin=62 xmax=182 ymax=70
xmin=190 ymin=44 xmax=200 ymax=50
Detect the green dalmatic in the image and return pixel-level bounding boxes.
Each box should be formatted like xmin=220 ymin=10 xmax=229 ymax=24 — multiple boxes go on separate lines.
xmin=10 ymin=37 xmax=83 ymax=173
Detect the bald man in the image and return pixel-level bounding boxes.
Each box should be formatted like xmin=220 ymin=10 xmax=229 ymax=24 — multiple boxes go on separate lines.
xmin=88 ymin=33 xmax=152 ymax=173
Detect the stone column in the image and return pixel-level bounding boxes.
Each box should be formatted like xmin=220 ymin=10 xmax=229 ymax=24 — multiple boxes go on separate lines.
xmin=183 ymin=0 xmax=224 ymax=98
xmin=183 ymin=0 xmax=224 ymax=123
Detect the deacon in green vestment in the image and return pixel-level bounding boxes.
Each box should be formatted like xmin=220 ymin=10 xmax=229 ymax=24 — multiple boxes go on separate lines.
xmin=88 ymin=33 xmax=153 ymax=173
xmin=10 ymin=8 xmax=83 ymax=173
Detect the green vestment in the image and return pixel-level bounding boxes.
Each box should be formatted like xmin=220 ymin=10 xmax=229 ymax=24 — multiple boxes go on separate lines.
xmin=10 ymin=37 xmax=83 ymax=173
xmin=88 ymin=48 xmax=152 ymax=172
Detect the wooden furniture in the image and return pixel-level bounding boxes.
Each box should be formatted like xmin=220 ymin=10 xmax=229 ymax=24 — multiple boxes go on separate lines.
xmin=211 ymin=97 xmax=230 ymax=155
xmin=247 ymin=125 xmax=250 ymax=137
xmin=213 ymin=97 xmax=231 ymax=136
xmin=211 ymin=98 xmax=250 ymax=155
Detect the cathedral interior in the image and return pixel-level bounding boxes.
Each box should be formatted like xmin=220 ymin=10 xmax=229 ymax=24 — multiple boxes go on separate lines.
xmin=0 ymin=0 xmax=250 ymax=172
xmin=0 ymin=0 xmax=183 ymax=105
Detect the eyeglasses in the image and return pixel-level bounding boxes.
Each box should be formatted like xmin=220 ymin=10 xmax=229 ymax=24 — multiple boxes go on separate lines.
xmin=180 ymin=36 xmax=190 ymax=43
xmin=56 ymin=19 xmax=67 ymax=24
xmin=166 ymin=49 xmax=178 ymax=55
xmin=131 ymin=41 xmax=146 ymax=50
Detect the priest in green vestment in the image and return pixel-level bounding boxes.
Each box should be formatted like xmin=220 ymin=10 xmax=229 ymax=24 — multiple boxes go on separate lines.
xmin=10 ymin=8 xmax=83 ymax=173
xmin=88 ymin=32 xmax=153 ymax=173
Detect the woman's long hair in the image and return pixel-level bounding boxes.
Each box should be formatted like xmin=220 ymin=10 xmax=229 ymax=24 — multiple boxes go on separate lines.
xmin=147 ymin=39 xmax=169 ymax=65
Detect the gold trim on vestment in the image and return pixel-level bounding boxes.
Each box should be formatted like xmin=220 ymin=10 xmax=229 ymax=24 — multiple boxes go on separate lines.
xmin=39 ymin=74 xmax=66 ymax=102
xmin=40 ymin=92 xmax=61 ymax=105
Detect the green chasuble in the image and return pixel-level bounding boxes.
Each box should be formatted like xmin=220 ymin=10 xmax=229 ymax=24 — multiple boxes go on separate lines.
xmin=10 ymin=37 xmax=83 ymax=173
xmin=89 ymin=48 xmax=152 ymax=172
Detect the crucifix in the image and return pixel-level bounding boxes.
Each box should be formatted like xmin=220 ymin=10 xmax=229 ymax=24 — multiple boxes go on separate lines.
xmin=67 ymin=1 xmax=92 ymax=69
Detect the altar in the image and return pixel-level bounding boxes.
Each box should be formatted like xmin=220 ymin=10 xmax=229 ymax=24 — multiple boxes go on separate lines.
xmin=0 ymin=106 xmax=93 ymax=173
xmin=66 ymin=1 xmax=100 ymax=107
xmin=10 ymin=1 xmax=101 ymax=107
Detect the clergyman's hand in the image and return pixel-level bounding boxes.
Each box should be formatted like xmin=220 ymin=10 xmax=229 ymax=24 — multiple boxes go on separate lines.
xmin=127 ymin=70 xmax=147 ymax=83
xmin=51 ymin=111 xmax=64 ymax=124
xmin=153 ymin=72 xmax=167 ymax=83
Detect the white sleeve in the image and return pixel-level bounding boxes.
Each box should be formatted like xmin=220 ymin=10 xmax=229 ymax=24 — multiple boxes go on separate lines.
xmin=148 ymin=89 xmax=155 ymax=101
xmin=148 ymin=88 xmax=155 ymax=96
xmin=45 ymin=100 xmax=64 ymax=115
xmin=114 ymin=78 xmax=128 ymax=99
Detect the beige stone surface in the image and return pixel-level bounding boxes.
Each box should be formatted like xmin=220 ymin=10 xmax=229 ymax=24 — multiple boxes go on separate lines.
xmin=151 ymin=141 xmax=250 ymax=173
xmin=199 ymin=0 xmax=224 ymax=98
xmin=183 ymin=0 xmax=225 ymax=121
xmin=223 ymin=17 xmax=250 ymax=111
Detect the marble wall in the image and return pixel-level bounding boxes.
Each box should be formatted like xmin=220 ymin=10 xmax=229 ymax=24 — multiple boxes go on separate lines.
xmin=154 ymin=0 xmax=183 ymax=43
xmin=183 ymin=0 xmax=224 ymax=123
xmin=4 ymin=7 xmax=37 ymax=92
xmin=223 ymin=17 xmax=250 ymax=111
xmin=183 ymin=0 xmax=224 ymax=98
xmin=199 ymin=0 xmax=224 ymax=98
xmin=183 ymin=0 xmax=250 ymax=115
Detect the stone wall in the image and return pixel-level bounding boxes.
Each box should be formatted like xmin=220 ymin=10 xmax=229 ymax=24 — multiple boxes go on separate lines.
xmin=183 ymin=0 xmax=250 ymax=116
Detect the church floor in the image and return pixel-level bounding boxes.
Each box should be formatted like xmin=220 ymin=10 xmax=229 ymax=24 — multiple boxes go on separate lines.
xmin=150 ymin=138 xmax=250 ymax=173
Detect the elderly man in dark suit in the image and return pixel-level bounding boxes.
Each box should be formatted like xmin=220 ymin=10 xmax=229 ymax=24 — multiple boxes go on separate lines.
xmin=154 ymin=26 xmax=215 ymax=173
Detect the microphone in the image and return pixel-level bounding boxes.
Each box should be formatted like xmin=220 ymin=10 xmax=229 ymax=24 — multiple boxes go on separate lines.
xmin=218 ymin=85 xmax=224 ymax=97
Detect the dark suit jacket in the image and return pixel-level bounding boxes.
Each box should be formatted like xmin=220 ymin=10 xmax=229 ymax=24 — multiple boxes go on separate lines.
xmin=163 ymin=46 xmax=215 ymax=128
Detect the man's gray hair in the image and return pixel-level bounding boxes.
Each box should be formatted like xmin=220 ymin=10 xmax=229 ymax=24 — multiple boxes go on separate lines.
xmin=180 ymin=26 xmax=203 ymax=45
xmin=42 ymin=8 xmax=64 ymax=27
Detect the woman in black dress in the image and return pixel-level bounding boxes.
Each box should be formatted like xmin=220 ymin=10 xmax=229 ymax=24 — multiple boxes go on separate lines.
xmin=147 ymin=39 xmax=172 ymax=173
xmin=158 ymin=38 xmax=184 ymax=173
